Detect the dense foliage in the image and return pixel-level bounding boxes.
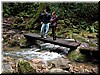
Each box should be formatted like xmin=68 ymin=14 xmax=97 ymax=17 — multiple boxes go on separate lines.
xmin=3 ymin=2 xmax=98 ymax=21
xmin=3 ymin=2 xmax=39 ymax=17
xmin=2 ymin=2 xmax=98 ymax=33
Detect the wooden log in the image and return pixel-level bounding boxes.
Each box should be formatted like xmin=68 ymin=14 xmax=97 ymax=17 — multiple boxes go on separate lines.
xmin=24 ymin=33 xmax=81 ymax=49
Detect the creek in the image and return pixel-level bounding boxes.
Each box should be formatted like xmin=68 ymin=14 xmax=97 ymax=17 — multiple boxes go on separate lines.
xmin=2 ymin=43 xmax=70 ymax=73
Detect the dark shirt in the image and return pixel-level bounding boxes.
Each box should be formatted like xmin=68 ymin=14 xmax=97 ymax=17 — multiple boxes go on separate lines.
xmin=40 ymin=13 xmax=51 ymax=24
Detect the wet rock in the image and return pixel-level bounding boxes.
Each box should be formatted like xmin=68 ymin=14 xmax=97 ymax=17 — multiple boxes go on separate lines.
xmin=58 ymin=46 xmax=70 ymax=54
xmin=40 ymin=43 xmax=70 ymax=54
xmin=40 ymin=43 xmax=54 ymax=50
xmin=49 ymin=68 xmax=64 ymax=73
xmin=45 ymin=44 xmax=55 ymax=49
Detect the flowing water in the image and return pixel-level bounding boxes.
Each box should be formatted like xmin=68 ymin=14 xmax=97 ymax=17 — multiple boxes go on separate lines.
xmin=2 ymin=42 xmax=98 ymax=74
xmin=2 ymin=43 xmax=69 ymax=73
xmin=3 ymin=47 xmax=63 ymax=61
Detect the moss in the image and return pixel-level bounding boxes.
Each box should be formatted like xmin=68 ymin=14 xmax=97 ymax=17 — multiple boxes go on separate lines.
xmin=68 ymin=50 xmax=87 ymax=62
xmin=18 ymin=60 xmax=36 ymax=74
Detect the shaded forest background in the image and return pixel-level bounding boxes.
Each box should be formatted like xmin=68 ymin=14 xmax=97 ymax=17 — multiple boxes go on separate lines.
xmin=2 ymin=2 xmax=98 ymax=34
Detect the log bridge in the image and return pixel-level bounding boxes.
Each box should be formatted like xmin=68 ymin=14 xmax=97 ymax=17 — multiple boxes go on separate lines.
xmin=24 ymin=33 xmax=81 ymax=50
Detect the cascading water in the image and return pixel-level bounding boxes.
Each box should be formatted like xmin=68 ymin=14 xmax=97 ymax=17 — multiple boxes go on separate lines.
xmin=2 ymin=43 xmax=71 ymax=73
xmin=3 ymin=43 xmax=70 ymax=61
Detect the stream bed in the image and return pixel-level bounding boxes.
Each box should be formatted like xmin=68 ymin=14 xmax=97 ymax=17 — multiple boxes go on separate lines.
xmin=2 ymin=43 xmax=98 ymax=74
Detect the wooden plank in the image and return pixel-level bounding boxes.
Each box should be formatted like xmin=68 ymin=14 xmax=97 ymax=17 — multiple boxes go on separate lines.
xmin=24 ymin=33 xmax=81 ymax=49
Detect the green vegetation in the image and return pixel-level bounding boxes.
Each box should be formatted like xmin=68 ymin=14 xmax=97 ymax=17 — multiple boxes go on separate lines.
xmin=18 ymin=60 xmax=36 ymax=74
xmin=68 ymin=49 xmax=87 ymax=62
xmin=19 ymin=37 xmax=27 ymax=46
xmin=3 ymin=2 xmax=98 ymax=26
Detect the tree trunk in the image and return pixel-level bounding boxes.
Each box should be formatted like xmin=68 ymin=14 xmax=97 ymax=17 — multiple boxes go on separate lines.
xmin=27 ymin=3 xmax=46 ymax=28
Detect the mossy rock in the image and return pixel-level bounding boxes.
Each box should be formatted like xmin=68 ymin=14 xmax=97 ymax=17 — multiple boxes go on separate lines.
xmin=68 ymin=49 xmax=87 ymax=62
xmin=19 ymin=37 xmax=27 ymax=47
xmin=17 ymin=60 xmax=36 ymax=74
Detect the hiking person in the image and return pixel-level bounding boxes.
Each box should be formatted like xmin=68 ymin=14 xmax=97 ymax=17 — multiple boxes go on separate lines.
xmin=39 ymin=6 xmax=51 ymax=39
xmin=50 ymin=11 xmax=58 ymax=40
